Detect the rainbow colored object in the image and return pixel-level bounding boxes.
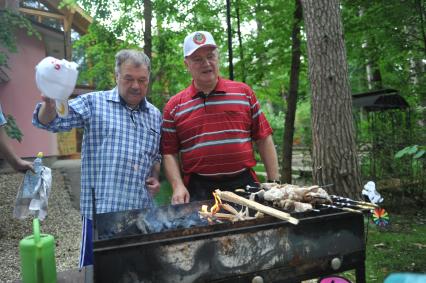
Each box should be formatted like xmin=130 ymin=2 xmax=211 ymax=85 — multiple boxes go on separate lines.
xmin=373 ymin=208 xmax=390 ymax=227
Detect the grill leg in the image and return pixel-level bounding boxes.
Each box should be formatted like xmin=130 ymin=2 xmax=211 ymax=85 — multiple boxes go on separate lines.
xmin=355 ymin=262 xmax=366 ymax=283
xmin=84 ymin=265 xmax=94 ymax=283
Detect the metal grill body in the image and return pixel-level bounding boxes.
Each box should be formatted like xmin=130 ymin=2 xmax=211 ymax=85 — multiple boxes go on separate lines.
xmin=93 ymin=201 xmax=366 ymax=283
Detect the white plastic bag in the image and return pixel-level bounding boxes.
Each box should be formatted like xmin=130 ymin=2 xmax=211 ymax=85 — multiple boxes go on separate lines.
xmin=13 ymin=166 xmax=52 ymax=221
xmin=362 ymin=181 xmax=383 ymax=204
xmin=35 ymin=57 xmax=79 ymax=117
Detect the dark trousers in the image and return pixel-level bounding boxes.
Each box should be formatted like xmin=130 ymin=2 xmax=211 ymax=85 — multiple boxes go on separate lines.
xmin=187 ymin=169 xmax=258 ymax=202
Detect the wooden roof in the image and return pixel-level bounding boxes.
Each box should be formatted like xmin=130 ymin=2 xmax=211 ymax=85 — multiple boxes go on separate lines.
xmin=19 ymin=0 xmax=93 ymax=34
xmin=352 ymin=89 xmax=410 ymax=112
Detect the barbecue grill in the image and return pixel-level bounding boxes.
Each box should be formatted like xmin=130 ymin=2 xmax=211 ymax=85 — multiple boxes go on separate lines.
xmin=92 ymin=200 xmax=367 ymax=283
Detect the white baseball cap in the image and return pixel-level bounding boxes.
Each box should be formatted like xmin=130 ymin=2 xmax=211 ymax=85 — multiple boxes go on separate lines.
xmin=35 ymin=57 xmax=78 ymax=117
xmin=183 ymin=31 xmax=217 ymax=57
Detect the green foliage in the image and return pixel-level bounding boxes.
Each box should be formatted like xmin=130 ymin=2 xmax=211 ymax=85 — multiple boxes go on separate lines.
xmin=342 ymin=0 xmax=426 ymax=101
xmin=73 ymin=22 xmax=136 ymax=90
xmin=71 ymin=0 xmax=425 ymax=187
xmin=262 ymin=104 xmax=284 ymax=153
xmin=0 ymin=10 xmax=40 ymax=67
xmin=294 ymin=100 xmax=311 ymax=147
xmin=395 ymin=145 xmax=426 ymax=160
xmin=3 ymin=114 xmax=23 ymax=142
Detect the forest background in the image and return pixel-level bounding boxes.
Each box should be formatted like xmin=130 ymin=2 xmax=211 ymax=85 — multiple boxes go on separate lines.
xmin=3 ymin=0 xmax=423 ymax=198
xmin=1 ymin=0 xmax=425 ymax=281
xmin=68 ymin=0 xmax=425 ymax=192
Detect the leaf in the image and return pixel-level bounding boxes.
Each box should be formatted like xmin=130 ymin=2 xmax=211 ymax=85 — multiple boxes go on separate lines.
xmin=395 ymin=147 xmax=411 ymax=158
xmin=4 ymin=114 xmax=23 ymax=142
xmin=413 ymin=150 xmax=425 ymax=159
xmin=407 ymin=145 xmax=419 ymax=155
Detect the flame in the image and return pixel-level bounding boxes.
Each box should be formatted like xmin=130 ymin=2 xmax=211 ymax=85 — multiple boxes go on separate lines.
xmin=210 ymin=192 xmax=222 ymax=215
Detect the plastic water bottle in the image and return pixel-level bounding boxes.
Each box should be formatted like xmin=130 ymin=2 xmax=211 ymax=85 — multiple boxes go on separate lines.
xmin=22 ymin=152 xmax=43 ymax=198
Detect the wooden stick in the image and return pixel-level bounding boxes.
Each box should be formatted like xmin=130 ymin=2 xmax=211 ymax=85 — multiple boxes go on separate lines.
xmin=199 ymin=211 xmax=236 ymax=220
xmin=222 ymin=203 xmax=240 ymax=215
xmin=221 ymin=203 xmax=246 ymax=220
xmin=215 ymin=190 xmax=299 ymax=225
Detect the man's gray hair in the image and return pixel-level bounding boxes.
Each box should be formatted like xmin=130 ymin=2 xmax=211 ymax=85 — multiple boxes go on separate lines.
xmin=115 ymin=49 xmax=151 ymax=74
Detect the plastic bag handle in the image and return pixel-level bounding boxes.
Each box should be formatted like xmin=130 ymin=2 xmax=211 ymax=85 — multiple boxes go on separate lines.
xmin=33 ymin=218 xmax=40 ymax=244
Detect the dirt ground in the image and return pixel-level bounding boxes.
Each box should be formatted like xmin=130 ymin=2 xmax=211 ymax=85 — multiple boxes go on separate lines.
xmin=0 ymin=170 xmax=81 ymax=283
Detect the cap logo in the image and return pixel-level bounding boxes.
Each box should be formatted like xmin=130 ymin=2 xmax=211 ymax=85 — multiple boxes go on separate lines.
xmin=193 ymin=33 xmax=206 ymax=45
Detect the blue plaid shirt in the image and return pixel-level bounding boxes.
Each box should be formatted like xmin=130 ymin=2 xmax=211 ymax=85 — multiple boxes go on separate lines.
xmin=0 ymin=104 xmax=6 ymax=126
xmin=32 ymin=88 xmax=162 ymax=219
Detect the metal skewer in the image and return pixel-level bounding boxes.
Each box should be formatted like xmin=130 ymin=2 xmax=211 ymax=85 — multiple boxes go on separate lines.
xmin=318 ymin=203 xmax=363 ymax=214
xmin=332 ymin=201 xmax=373 ymax=211
xmin=330 ymin=195 xmax=379 ymax=208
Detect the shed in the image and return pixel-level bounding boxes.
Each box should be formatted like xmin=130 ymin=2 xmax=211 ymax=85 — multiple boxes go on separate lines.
xmin=352 ymin=88 xmax=409 ymax=111
xmin=352 ymin=88 xmax=413 ymax=181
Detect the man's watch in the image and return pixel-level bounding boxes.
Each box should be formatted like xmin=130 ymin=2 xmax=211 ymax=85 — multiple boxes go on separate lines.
xmin=267 ymin=179 xmax=281 ymax=184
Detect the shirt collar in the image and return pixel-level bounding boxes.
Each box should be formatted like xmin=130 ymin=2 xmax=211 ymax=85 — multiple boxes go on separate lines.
xmin=107 ymin=87 xmax=148 ymax=111
xmin=190 ymin=77 xmax=226 ymax=98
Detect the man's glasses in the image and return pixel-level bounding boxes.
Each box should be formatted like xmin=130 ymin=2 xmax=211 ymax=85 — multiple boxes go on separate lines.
xmin=188 ymin=53 xmax=218 ymax=65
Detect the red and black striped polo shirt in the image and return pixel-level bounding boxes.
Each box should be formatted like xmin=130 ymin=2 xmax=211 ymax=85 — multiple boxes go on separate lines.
xmin=161 ymin=77 xmax=272 ymax=179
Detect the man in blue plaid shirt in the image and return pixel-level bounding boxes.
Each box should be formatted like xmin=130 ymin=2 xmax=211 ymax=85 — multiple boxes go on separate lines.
xmin=32 ymin=50 xmax=162 ymax=270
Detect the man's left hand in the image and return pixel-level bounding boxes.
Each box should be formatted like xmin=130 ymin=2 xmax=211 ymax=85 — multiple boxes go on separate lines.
xmin=13 ymin=158 xmax=34 ymax=174
xmin=146 ymin=176 xmax=160 ymax=196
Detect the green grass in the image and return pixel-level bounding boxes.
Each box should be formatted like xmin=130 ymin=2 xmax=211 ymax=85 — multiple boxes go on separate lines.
xmin=343 ymin=206 xmax=426 ymax=282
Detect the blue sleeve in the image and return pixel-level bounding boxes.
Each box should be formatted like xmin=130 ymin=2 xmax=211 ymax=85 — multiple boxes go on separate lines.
xmin=32 ymin=95 xmax=92 ymax=132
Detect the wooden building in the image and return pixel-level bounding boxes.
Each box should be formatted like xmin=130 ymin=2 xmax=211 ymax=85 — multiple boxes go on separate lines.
xmin=0 ymin=0 xmax=93 ymax=158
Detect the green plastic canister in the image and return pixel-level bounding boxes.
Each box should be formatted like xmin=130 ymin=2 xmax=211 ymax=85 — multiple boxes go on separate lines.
xmin=19 ymin=218 xmax=57 ymax=283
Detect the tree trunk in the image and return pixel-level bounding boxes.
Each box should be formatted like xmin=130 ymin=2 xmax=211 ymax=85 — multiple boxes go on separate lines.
xmin=226 ymin=0 xmax=234 ymax=80
xmin=254 ymin=0 xmax=266 ymax=82
xmin=301 ymin=0 xmax=362 ymax=198
xmin=235 ymin=0 xmax=246 ymax=83
xmin=282 ymin=0 xmax=303 ymax=184
xmin=143 ymin=0 xmax=152 ymax=59
xmin=143 ymin=0 xmax=152 ymax=94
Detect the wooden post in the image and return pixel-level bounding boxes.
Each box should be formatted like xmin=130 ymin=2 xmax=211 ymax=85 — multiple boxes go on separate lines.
xmin=63 ymin=8 xmax=75 ymax=60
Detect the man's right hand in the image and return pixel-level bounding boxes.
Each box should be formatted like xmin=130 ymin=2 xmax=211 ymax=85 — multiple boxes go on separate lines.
xmin=171 ymin=185 xmax=190 ymax=204
xmin=41 ymin=95 xmax=56 ymax=109
xmin=38 ymin=95 xmax=58 ymax=125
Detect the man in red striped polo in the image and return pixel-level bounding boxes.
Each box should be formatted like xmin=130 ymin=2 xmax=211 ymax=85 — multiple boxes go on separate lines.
xmin=161 ymin=31 xmax=279 ymax=204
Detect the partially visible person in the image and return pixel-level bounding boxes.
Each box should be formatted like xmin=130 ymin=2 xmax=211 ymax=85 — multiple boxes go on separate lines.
xmin=0 ymin=103 xmax=34 ymax=173
xmin=161 ymin=31 xmax=280 ymax=204
xmin=32 ymin=49 xmax=162 ymax=269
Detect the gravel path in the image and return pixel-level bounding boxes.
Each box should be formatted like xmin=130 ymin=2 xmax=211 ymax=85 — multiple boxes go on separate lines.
xmin=0 ymin=170 xmax=81 ymax=283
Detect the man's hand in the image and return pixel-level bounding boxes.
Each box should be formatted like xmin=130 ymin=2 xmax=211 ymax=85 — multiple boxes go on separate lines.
xmin=171 ymin=185 xmax=190 ymax=204
xmin=41 ymin=95 xmax=56 ymax=108
xmin=146 ymin=176 xmax=160 ymax=196
xmin=38 ymin=95 xmax=58 ymax=126
xmin=13 ymin=159 xmax=34 ymax=174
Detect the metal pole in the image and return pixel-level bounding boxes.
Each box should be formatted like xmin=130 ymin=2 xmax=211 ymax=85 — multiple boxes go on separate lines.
xmin=226 ymin=0 xmax=234 ymax=80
